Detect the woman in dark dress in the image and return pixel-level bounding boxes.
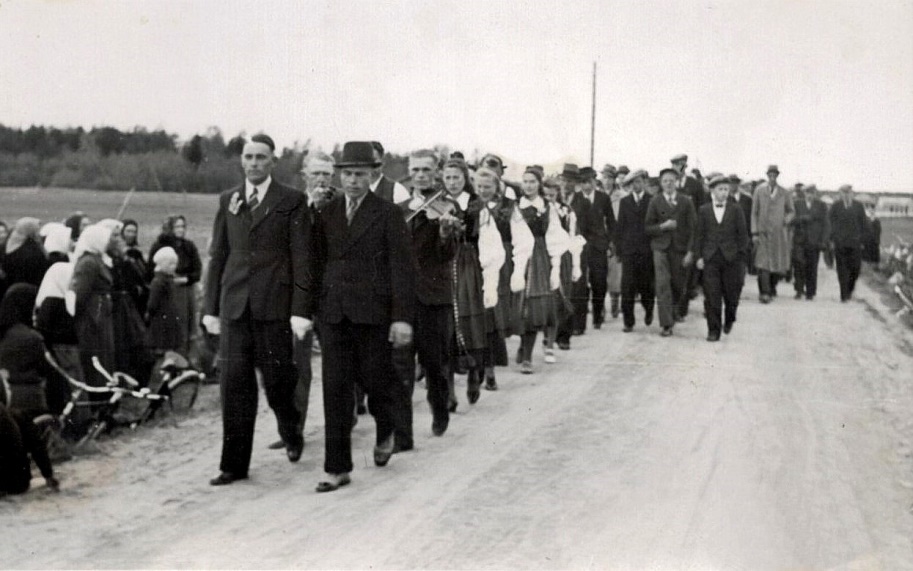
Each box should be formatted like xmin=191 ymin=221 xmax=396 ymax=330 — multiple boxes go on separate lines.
xmin=515 ymin=167 xmax=568 ymax=374
xmin=862 ymin=204 xmax=882 ymax=264
xmin=70 ymin=224 xmax=117 ymax=392
xmin=0 ymin=218 xmax=50 ymax=302
xmin=148 ymin=215 xmax=201 ymax=355
xmin=36 ymin=261 xmax=81 ymax=414
xmin=121 ymin=219 xmax=149 ymax=312
xmin=0 ymin=284 xmax=57 ymax=418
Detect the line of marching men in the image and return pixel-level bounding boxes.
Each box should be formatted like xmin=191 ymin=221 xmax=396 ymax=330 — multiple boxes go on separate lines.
xmin=202 ymin=138 xmax=868 ymax=493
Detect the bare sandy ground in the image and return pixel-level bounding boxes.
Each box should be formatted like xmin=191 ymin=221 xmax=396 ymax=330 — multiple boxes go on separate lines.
xmin=3 ymin=267 xmax=913 ymax=570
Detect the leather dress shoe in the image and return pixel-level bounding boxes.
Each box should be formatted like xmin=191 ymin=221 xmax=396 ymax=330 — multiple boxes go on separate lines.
xmin=316 ymin=472 xmax=351 ymax=493
xmin=623 ymin=325 xmax=633 ymax=333
xmin=393 ymin=440 xmax=413 ymax=453
xmin=707 ymin=332 xmax=721 ymax=342
xmin=267 ymin=440 xmax=285 ymax=450
xmin=374 ymin=435 xmax=395 ymax=467
xmin=723 ymin=322 xmax=733 ymax=334
xmin=645 ymin=312 xmax=654 ymax=326
xmin=432 ymin=416 xmax=449 ymax=437
xmin=286 ymin=439 xmax=304 ymax=463
xmin=210 ymin=471 xmax=248 ymax=486
xmin=557 ymin=341 xmax=570 ymax=350
xmin=660 ymin=327 xmax=673 ymax=337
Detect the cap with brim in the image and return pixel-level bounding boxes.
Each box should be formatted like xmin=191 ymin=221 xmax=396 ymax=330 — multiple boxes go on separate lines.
xmin=708 ymin=175 xmax=730 ymax=188
xmin=658 ymin=167 xmax=679 ymax=179
xmin=335 ymin=141 xmax=382 ymax=168
xmin=578 ymin=166 xmax=597 ymax=180
xmin=805 ymin=184 xmax=817 ymax=192
xmin=838 ymin=184 xmax=853 ymax=192
xmin=617 ymin=165 xmax=630 ymax=175
xmin=671 ymin=154 xmax=688 ymax=163
xmin=602 ymin=163 xmax=617 ymax=175
xmin=622 ymin=170 xmax=645 ymax=186
xmin=561 ymin=163 xmax=580 ymax=180
xmin=766 ymin=164 xmax=780 ymax=174
xmin=728 ymin=174 xmax=741 ymax=184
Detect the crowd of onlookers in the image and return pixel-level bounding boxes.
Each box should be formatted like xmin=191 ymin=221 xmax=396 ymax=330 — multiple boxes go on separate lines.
xmin=0 ymin=211 xmax=202 ymax=496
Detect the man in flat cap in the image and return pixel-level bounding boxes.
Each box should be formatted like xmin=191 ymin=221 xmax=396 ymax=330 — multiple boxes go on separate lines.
xmin=671 ymin=154 xmax=707 ymax=207
xmin=828 ymin=184 xmax=866 ymax=302
xmin=751 ymin=164 xmax=794 ymax=303
xmin=304 ymin=141 xmax=416 ymax=492
xmin=203 ymin=133 xmax=310 ymax=486
xmin=692 ymin=175 xmax=749 ymax=341
xmin=791 ymin=184 xmax=829 ymax=300
xmin=615 ymin=169 xmax=655 ymax=331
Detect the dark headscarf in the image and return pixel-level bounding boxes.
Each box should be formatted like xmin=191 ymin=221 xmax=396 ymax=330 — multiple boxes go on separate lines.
xmin=64 ymin=211 xmax=88 ymax=241
xmin=0 ymin=283 xmax=38 ymax=337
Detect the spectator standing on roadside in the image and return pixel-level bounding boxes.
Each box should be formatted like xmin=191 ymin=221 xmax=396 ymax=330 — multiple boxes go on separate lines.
xmin=829 ymin=184 xmax=867 ymax=302
xmin=149 ymin=215 xmax=202 ymax=355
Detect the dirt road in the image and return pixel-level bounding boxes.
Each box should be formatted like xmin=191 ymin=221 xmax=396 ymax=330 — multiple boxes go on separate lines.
xmin=4 ymin=268 xmax=913 ymax=570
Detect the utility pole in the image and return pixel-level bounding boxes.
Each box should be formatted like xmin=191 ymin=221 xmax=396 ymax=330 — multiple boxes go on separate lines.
xmin=590 ymin=61 xmax=596 ymax=167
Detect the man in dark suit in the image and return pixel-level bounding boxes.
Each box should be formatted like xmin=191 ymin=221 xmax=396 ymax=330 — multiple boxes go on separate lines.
xmin=671 ymin=154 xmax=707 ymax=207
xmin=693 ymin=176 xmax=750 ymax=341
xmin=791 ymin=184 xmax=830 ymax=300
xmin=828 ymin=184 xmax=867 ymax=302
xmin=569 ymin=166 xmax=615 ymax=330
xmin=398 ymin=150 xmax=459 ymax=442
xmin=645 ymin=168 xmax=697 ymax=337
xmin=305 ymin=141 xmax=416 ymax=493
xmin=202 ymin=134 xmax=310 ymax=486
xmin=614 ymin=169 xmax=654 ymax=332
xmin=370 ymin=141 xmax=410 ymax=204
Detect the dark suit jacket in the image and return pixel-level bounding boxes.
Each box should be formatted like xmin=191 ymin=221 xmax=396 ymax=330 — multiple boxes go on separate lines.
xmin=693 ymin=202 xmax=749 ymax=263
xmin=401 ymin=201 xmax=458 ymax=306
xmin=204 ymin=180 xmax=310 ymax=322
xmin=730 ymin=194 xmax=753 ymax=235
xmin=793 ymin=197 xmax=830 ymax=249
xmin=645 ymin=192 xmax=696 ymax=253
xmin=306 ymin=191 xmax=416 ymax=325
xmin=570 ymin=191 xmax=615 ymax=252
xmin=828 ymin=200 xmax=867 ymax=249
xmin=614 ymin=192 xmax=652 ymax=257
xmin=679 ymin=175 xmax=707 ymax=207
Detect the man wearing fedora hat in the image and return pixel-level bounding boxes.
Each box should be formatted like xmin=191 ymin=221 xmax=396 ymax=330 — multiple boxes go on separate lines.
xmin=203 ymin=134 xmax=310 ymax=486
xmin=791 ymin=183 xmax=830 ymax=300
xmin=568 ymin=166 xmax=615 ymax=331
xmin=615 ymin=169 xmax=655 ymax=331
xmin=304 ymin=141 xmax=416 ymax=492
xmin=751 ymin=165 xmax=794 ymax=303
xmin=828 ymin=184 xmax=867 ymax=302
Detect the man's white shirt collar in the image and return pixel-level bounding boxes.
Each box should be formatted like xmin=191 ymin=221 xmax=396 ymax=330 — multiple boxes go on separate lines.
xmin=245 ymin=176 xmax=272 ymax=202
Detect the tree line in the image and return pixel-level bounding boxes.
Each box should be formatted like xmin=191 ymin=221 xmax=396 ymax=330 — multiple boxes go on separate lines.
xmin=0 ymin=124 xmax=415 ymax=193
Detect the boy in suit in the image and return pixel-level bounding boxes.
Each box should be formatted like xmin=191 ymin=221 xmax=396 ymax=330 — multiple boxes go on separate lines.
xmin=693 ymin=176 xmax=750 ymax=341
xmin=614 ymin=169 xmax=655 ymax=331
xmin=645 ymin=168 xmax=696 ymax=337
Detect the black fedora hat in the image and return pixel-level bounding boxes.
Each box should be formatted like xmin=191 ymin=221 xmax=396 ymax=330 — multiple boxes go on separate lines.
xmin=335 ymin=141 xmax=382 ymax=168
xmin=579 ymin=166 xmax=597 ymax=180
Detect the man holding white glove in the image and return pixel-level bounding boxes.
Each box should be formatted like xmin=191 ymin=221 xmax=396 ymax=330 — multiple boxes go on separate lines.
xmin=202 ymin=134 xmax=311 ymax=486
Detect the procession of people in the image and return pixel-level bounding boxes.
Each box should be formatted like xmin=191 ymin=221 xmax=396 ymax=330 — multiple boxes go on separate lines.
xmin=0 ymin=138 xmax=880 ymax=497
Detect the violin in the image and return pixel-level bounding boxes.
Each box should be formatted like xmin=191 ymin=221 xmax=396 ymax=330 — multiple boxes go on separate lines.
xmin=406 ymin=188 xmax=465 ymax=233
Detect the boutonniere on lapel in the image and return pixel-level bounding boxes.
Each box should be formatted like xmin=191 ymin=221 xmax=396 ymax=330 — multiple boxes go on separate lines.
xmin=228 ymin=192 xmax=242 ymax=215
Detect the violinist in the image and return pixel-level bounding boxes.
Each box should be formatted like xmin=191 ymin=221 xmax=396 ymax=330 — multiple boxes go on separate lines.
xmin=396 ymin=150 xmax=459 ymax=442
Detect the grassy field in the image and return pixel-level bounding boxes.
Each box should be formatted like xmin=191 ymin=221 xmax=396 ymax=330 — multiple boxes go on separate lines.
xmin=1 ymin=187 xmax=219 ymax=252
xmin=881 ymin=217 xmax=913 ymax=246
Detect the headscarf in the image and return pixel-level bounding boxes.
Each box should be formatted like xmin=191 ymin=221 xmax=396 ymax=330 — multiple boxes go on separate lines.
xmin=441 ymin=159 xmax=476 ymax=197
xmin=73 ymin=224 xmax=115 ymax=267
xmin=0 ymin=283 xmax=38 ymax=337
xmin=4 ymin=217 xmax=42 ymax=255
xmin=41 ymin=223 xmax=72 ymax=256
xmin=64 ymin=212 xmax=89 ymax=241
xmin=96 ymin=218 xmax=124 ymax=235
xmin=35 ymin=261 xmax=74 ymax=308
xmin=161 ymin=215 xmax=186 ymax=238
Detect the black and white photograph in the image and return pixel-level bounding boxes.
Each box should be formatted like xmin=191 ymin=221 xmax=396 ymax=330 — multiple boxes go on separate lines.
xmin=2 ymin=0 xmax=913 ymax=568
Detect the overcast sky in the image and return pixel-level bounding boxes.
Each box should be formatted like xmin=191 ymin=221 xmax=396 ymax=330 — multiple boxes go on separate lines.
xmin=1 ymin=0 xmax=912 ymax=190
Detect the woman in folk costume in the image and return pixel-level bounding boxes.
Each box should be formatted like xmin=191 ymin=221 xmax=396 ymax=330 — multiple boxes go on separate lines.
xmin=67 ymin=224 xmax=118 ymax=393
xmin=0 ymin=218 xmax=50 ymax=302
xmin=40 ymin=223 xmax=72 ymax=266
xmin=514 ymin=167 xmax=570 ymax=374
xmin=474 ymin=167 xmax=532 ymax=388
xmin=542 ymin=177 xmax=584 ymax=354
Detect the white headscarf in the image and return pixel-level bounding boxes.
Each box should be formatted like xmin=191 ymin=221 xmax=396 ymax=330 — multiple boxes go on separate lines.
xmin=73 ymin=224 xmax=114 ymax=267
xmin=4 ymin=217 xmax=41 ymax=254
xmin=35 ymin=261 xmax=74 ymax=308
xmin=42 ymin=223 xmax=72 ymax=256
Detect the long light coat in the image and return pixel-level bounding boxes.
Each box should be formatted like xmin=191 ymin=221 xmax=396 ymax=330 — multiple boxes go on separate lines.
xmin=751 ymin=183 xmax=795 ymax=273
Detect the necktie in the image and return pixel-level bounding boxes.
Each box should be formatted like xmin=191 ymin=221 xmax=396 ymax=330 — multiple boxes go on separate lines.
xmin=346 ymin=198 xmax=358 ymax=225
xmin=249 ymin=187 xmax=260 ymax=210
xmin=668 ymin=195 xmax=676 ymax=207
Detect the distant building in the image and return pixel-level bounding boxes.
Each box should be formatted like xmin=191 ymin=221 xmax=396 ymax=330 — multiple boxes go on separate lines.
xmin=819 ymin=191 xmax=912 ymax=217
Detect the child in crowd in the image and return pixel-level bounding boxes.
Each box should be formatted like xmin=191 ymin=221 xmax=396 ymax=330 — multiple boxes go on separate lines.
xmin=145 ymin=247 xmax=184 ymax=355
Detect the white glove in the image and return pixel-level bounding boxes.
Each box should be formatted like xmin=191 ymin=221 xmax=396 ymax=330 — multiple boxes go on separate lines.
xmin=290 ymin=316 xmax=312 ymax=340
xmin=550 ymin=265 xmax=561 ymax=290
xmin=510 ymin=268 xmax=526 ymax=293
xmin=202 ymin=315 xmax=221 ymax=336
xmin=389 ymin=321 xmax=413 ymax=348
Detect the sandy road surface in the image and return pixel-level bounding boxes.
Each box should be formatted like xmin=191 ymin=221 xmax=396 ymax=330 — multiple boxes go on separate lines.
xmin=3 ymin=267 xmax=913 ymax=570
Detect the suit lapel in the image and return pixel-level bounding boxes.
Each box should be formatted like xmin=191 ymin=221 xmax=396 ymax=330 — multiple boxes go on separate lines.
xmin=249 ymin=181 xmax=283 ymax=232
xmin=344 ymin=192 xmax=383 ymax=253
